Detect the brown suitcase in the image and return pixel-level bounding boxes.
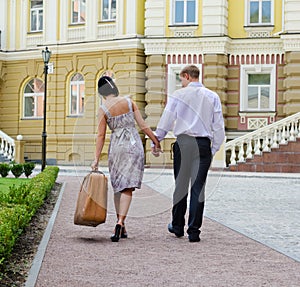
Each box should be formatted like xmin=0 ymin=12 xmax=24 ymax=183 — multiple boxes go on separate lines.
xmin=74 ymin=170 xmax=108 ymax=227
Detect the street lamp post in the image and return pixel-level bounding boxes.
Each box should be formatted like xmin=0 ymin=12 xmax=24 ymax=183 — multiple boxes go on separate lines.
xmin=41 ymin=47 xmax=51 ymax=171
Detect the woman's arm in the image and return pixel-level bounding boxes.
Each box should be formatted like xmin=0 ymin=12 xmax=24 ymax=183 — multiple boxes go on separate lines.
xmin=91 ymin=108 xmax=107 ymax=170
xmin=132 ymin=100 xmax=161 ymax=150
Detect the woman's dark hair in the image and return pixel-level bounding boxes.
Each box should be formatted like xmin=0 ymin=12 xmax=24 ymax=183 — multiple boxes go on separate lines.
xmin=98 ymin=76 xmax=119 ymax=97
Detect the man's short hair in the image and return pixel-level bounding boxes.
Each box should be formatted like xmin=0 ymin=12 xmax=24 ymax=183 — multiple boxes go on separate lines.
xmin=180 ymin=65 xmax=199 ymax=79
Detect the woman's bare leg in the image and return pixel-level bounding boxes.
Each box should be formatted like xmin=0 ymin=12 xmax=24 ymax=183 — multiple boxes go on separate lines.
xmin=113 ymin=192 xmax=121 ymax=221
xmin=117 ymin=188 xmax=133 ymax=225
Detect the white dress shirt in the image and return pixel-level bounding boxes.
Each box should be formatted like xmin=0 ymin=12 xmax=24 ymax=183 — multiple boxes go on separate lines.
xmin=155 ymin=82 xmax=225 ymax=155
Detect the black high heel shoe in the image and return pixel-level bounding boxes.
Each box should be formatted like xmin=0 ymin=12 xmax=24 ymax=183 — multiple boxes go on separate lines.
xmin=121 ymin=226 xmax=128 ymax=239
xmin=110 ymin=224 xmax=122 ymax=242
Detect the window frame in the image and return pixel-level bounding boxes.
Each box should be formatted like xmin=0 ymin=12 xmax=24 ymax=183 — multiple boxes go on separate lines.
xmin=240 ymin=64 xmax=276 ymax=112
xmin=23 ymin=78 xmax=44 ymax=119
xmin=245 ymin=0 xmax=274 ymax=26
xmin=171 ymin=0 xmax=198 ymax=26
xmin=101 ymin=0 xmax=116 ymax=22
xmin=69 ymin=73 xmax=85 ymax=116
xmin=167 ymin=64 xmax=202 ymax=96
xmin=30 ymin=0 xmax=43 ymax=32
xmin=71 ymin=0 xmax=86 ymax=25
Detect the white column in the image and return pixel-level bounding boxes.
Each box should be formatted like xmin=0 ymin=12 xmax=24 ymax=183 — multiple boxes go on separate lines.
xmin=285 ymin=0 xmax=300 ymax=33
xmin=202 ymin=0 xmax=228 ymax=36
xmin=44 ymin=0 xmax=58 ymax=44
xmin=145 ymin=0 xmax=165 ymax=37
xmin=0 ymin=0 xmax=7 ymax=50
xmin=85 ymin=0 xmax=97 ymax=40
xmin=115 ymin=0 xmax=124 ymax=37
xmin=20 ymin=0 xmax=28 ymax=49
xmin=59 ymin=0 xmax=68 ymax=43
xmin=126 ymin=0 xmax=136 ymax=36
xmin=9 ymin=0 xmax=16 ymax=50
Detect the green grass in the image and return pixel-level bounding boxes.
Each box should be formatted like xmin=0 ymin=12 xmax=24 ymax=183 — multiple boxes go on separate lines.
xmin=0 ymin=178 xmax=30 ymax=194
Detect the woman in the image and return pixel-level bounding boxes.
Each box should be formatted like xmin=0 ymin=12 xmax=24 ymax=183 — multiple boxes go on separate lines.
xmin=91 ymin=76 xmax=161 ymax=242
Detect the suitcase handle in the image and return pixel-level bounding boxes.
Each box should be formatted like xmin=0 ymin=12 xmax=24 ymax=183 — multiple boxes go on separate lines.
xmin=91 ymin=170 xmax=105 ymax=176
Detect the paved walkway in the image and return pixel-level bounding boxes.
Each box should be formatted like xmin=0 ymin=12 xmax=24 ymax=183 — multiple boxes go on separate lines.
xmin=25 ymin=167 xmax=300 ymax=286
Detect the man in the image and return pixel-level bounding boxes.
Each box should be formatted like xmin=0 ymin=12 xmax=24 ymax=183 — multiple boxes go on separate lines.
xmin=152 ymin=65 xmax=225 ymax=242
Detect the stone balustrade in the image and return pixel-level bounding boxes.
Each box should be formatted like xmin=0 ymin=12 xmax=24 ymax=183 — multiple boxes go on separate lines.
xmin=225 ymin=112 xmax=300 ymax=166
xmin=0 ymin=130 xmax=15 ymax=161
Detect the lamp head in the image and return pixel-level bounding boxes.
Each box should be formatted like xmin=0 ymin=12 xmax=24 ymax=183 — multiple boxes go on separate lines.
xmin=42 ymin=47 xmax=51 ymax=64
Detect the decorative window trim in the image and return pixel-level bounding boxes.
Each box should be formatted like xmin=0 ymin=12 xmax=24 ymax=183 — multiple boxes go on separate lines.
xmin=240 ymin=64 xmax=276 ymax=112
xmin=170 ymin=0 xmax=198 ymax=26
xmin=167 ymin=64 xmax=202 ymax=96
xmin=168 ymin=25 xmax=198 ymax=37
xmin=244 ymin=0 xmax=274 ymax=27
xmin=244 ymin=25 xmax=274 ymax=38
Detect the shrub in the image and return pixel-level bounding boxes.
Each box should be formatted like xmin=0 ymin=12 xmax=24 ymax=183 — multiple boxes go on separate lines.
xmin=10 ymin=163 xmax=23 ymax=178
xmin=23 ymin=162 xmax=35 ymax=178
xmin=0 ymin=166 xmax=59 ymax=268
xmin=0 ymin=163 xmax=10 ymax=178
xmin=0 ymin=204 xmax=31 ymax=264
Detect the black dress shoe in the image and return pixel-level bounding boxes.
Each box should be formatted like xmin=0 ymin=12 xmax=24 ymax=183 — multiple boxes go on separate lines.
xmin=188 ymin=236 xmax=200 ymax=243
xmin=168 ymin=223 xmax=184 ymax=237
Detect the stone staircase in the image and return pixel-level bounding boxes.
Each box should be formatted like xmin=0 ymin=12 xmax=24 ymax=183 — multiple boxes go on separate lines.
xmin=226 ymin=112 xmax=300 ymax=173
xmin=228 ymin=137 xmax=300 ymax=172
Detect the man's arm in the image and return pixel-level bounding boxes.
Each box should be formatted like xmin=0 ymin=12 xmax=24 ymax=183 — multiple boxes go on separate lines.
xmin=211 ymin=97 xmax=225 ymax=155
xmin=154 ymin=96 xmax=177 ymax=141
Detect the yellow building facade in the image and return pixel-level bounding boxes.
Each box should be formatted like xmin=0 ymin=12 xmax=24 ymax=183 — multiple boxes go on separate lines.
xmin=1 ymin=0 xmax=300 ymax=167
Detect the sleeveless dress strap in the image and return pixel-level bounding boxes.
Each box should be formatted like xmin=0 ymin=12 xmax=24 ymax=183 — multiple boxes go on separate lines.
xmin=101 ymin=104 xmax=111 ymax=118
xmin=126 ymin=97 xmax=133 ymax=112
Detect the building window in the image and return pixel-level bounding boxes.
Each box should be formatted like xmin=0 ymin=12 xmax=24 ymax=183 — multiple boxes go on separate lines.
xmin=70 ymin=73 xmax=85 ymax=115
xmin=71 ymin=0 xmax=86 ymax=24
xmin=240 ymin=65 xmax=276 ymax=111
xmin=247 ymin=0 xmax=273 ymax=25
xmin=101 ymin=0 xmax=116 ymax=21
xmin=172 ymin=0 xmax=196 ymax=25
xmin=23 ymin=78 xmax=44 ymax=118
xmin=167 ymin=64 xmax=202 ymax=96
xmin=30 ymin=0 xmax=43 ymax=32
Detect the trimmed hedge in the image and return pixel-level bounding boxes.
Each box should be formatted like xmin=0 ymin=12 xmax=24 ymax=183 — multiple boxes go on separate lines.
xmin=0 ymin=166 xmax=59 ymax=267
xmin=0 ymin=162 xmax=36 ymax=178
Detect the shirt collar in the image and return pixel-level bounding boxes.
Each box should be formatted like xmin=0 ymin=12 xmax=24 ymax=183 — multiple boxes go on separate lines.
xmin=188 ymin=82 xmax=204 ymax=87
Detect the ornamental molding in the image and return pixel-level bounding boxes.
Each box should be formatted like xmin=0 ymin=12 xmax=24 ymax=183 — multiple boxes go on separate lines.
xmin=142 ymin=37 xmax=230 ymax=56
xmin=142 ymin=37 xmax=284 ymax=63
xmin=0 ymin=38 xmax=145 ymax=61
xmin=281 ymin=35 xmax=300 ymax=52
xmin=227 ymin=38 xmax=283 ymax=55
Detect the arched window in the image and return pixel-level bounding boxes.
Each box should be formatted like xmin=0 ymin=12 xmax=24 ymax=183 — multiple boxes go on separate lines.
xmin=70 ymin=73 xmax=85 ymax=115
xmin=23 ymin=78 xmax=44 ymax=118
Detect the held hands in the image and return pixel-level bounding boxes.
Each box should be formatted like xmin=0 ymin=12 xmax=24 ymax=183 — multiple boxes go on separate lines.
xmin=151 ymin=142 xmax=163 ymax=157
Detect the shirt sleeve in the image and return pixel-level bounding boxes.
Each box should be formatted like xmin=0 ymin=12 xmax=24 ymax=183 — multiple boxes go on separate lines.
xmin=154 ymin=96 xmax=177 ymax=142
xmin=211 ymin=96 xmax=225 ymax=155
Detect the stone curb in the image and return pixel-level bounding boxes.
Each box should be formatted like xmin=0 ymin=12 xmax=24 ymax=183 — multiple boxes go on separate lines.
xmin=24 ymin=182 xmax=66 ymax=287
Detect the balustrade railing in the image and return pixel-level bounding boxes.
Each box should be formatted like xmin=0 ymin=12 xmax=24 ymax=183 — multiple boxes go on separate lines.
xmin=225 ymin=112 xmax=300 ymax=165
xmin=0 ymin=130 xmax=15 ymax=161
